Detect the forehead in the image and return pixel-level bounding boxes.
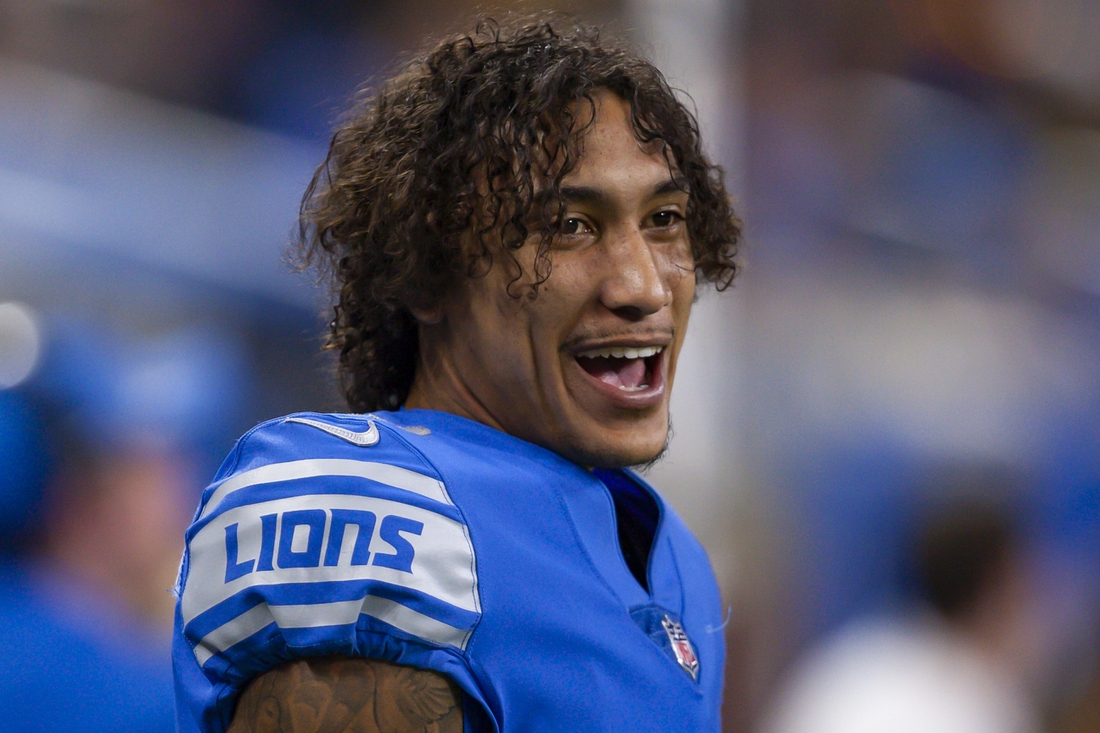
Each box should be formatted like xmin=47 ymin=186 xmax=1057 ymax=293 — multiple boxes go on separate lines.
xmin=565 ymin=91 xmax=677 ymax=186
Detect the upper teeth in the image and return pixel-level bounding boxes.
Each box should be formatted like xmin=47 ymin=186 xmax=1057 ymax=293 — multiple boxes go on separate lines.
xmin=578 ymin=346 xmax=663 ymax=360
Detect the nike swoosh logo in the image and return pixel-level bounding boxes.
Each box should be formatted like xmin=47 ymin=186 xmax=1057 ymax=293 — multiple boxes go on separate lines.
xmin=283 ymin=417 xmax=380 ymax=446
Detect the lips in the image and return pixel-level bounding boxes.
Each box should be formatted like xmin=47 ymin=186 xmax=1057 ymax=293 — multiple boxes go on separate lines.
xmin=575 ymin=345 xmax=664 ymax=393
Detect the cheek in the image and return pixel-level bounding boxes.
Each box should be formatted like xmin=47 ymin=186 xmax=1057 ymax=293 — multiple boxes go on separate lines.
xmin=455 ymin=276 xmax=522 ymax=342
xmin=518 ymin=267 xmax=585 ymax=337
xmin=669 ymin=265 xmax=696 ymax=321
xmin=667 ymin=269 xmax=696 ymax=372
xmin=458 ymin=286 xmax=540 ymax=382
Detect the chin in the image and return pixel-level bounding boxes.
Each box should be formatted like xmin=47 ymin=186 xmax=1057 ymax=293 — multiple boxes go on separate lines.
xmin=557 ymin=416 xmax=670 ymax=469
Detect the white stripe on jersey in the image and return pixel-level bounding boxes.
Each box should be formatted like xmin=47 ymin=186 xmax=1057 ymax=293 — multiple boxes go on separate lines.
xmin=357 ymin=594 xmax=473 ymax=649
xmin=199 ymin=459 xmax=452 ymax=519
xmin=182 ymin=492 xmax=481 ymax=625
xmin=194 ymin=603 xmax=274 ymax=666
xmin=193 ymin=593 xmax=474 ymax=666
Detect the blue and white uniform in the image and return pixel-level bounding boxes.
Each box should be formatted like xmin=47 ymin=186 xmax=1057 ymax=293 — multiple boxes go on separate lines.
xmin=173 ymin=409 xmax=725 ymax=732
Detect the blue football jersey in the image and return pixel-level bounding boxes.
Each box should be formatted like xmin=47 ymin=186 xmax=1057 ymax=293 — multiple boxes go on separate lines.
xmin=173 ymin=409 xmax=725 ymax=732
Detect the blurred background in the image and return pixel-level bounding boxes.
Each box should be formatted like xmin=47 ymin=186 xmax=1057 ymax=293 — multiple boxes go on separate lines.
xmin=0 ymin=0 xmax=1098 ymax=731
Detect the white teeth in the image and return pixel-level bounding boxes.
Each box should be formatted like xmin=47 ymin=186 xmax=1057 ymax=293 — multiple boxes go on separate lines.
xmin=618 ymin=384 xmax=650 ymax=392
xmin=577 ymin=345 xmax=663 ymax=359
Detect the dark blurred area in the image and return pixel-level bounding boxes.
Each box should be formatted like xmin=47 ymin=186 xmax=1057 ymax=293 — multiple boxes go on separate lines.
xmin=0 ymin=0 xmax=1097 ymax=731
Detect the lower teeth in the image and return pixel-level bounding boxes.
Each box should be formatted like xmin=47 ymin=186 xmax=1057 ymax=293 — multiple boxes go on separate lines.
xmin=618 ymin=384 xmax=649 ymax=392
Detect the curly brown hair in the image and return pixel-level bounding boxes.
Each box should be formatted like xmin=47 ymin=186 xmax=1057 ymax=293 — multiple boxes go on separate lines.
xmin=298 ymin=14 xmax=741 ymax=413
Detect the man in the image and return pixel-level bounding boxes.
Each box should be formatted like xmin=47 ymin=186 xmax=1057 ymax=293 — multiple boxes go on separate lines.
xmin=761 ymin=499 xmax=1041 ymax=733
xmin=173 ymin=15 xmax=740 ymax=733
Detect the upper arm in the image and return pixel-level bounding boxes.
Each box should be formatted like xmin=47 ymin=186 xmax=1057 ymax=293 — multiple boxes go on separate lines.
xmin=175 ymin=417 xmax=487 ymax=731
xmin=228 ymin=657 xmax=463 ymax=733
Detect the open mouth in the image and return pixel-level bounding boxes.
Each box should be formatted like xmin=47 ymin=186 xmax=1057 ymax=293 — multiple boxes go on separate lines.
xmin=574 ymin=346 xmax=664 ymax=392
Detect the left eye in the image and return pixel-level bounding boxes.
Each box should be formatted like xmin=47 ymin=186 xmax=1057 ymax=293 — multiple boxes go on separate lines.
xmin=561 ymin=217 xmax=591 ymax=235
xmin=651 ymin=211 xmax=681 ymax=227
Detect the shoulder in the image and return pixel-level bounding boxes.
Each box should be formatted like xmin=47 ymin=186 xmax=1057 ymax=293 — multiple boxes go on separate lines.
xmin=203 ymin=412 xmax=450 ymax=506
xmin=175 ymin=412 xmax=486 ymax=728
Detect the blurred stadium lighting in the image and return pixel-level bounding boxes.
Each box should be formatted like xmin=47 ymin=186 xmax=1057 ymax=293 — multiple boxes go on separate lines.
xmin=0 ymin=301 xmax=41 ymax=390
xmin=0 ymin=59 xmax=321 ymax=309
xmin=629 ymin=0 xmax=743 ymax=173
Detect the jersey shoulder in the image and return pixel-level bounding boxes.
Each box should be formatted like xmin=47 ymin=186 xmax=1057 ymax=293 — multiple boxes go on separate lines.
xmin=175 ymin=411 xmax=485 ymax=731
xmin=202 ymin=411 xmax=450 ymax=503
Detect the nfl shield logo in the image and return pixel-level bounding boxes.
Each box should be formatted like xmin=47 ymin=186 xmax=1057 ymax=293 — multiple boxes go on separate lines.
xmin=661 ymin=614 xmax=699 ymax=680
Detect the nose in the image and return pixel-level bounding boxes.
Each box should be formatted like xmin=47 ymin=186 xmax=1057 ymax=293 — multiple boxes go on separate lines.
xmin=599 ymin=227 xmax=674 ymax=320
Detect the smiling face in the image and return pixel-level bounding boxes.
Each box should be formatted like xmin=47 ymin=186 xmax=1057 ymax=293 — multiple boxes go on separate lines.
xmin=406 ymin=90 xmax=696 ymax=467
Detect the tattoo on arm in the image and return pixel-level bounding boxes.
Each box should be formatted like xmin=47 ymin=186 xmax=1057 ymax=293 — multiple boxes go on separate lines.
xmin=227 ymin=657 xmax=463 ymax=733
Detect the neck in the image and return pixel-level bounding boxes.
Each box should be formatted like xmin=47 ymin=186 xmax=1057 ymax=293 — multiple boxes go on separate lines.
xmin=403 ymin=329 xmax=504 ymax=433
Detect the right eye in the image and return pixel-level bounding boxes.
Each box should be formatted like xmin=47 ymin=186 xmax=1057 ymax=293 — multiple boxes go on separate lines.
xmin=561 ymin=217 xmax=593 ymax=235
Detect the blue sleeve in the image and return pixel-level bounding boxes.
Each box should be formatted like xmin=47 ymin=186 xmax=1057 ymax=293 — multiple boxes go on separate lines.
xmin=171 ymin=414 xmax=488 ymax=733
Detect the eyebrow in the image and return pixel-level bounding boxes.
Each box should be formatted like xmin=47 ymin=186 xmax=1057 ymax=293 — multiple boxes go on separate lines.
xmin=535 ymin=177 xmax=689 ymax=211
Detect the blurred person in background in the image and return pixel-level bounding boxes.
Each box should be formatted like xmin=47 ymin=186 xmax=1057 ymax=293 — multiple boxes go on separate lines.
xmin=0 ymin=317 xmax=245 ymax=732
xmin=760 ymin=492 xmax=1041 ymax=733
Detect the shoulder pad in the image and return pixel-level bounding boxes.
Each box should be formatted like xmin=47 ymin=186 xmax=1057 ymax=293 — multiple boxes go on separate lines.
xmin=177 ymin=413 xmax=481 ymax=675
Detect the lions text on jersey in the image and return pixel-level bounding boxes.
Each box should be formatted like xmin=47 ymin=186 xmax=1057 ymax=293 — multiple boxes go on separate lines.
xmin=173 ymin=409 xmax=725 ymax=732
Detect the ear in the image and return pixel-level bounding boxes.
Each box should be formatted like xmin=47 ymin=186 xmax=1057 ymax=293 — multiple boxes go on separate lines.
xmin=410 ymin=305 xmax=444 ymax=325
